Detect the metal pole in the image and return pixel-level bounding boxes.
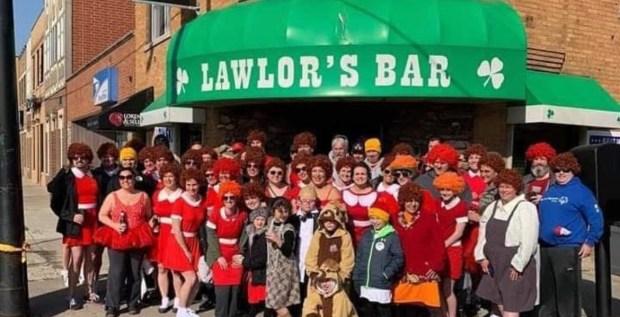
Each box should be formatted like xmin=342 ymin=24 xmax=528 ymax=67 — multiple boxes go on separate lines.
xmin=0 ymin=0 xmax=29 ymax=316
xmin=595 ymin=226 xmax=612 ymax=317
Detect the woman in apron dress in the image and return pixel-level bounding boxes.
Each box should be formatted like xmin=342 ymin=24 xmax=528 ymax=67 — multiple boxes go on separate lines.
xmin=475 ymin=170 xmax=539 ymax=316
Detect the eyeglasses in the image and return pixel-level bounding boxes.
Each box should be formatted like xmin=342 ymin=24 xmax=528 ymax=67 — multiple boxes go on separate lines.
xmin=205 ymin=173 xmax=215 ymax=177
xmin=247 ymin=163 xmax=259 ymax=169
xmin=295 ymin=166 xmax=306 ymax=173
xmin=119 ymin=175 xmax=134 ymax=181
xmin=394 ymin=171 xmax=411 ymax=178
xmin=223 ymin=195 xmax=236 ymax=201
xmin=185 ymin=160 xmax=197 ymax=166
xmin=300 ymin=199 xmax=315 ymax=204
xmin=552 ymin=168 xmax=571 ymax=173
xmin=269 ymin=170 xmax=284 ymax=176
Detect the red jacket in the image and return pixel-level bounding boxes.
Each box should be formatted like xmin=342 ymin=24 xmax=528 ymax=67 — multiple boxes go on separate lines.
xmin=392 ymin=211 xmax=446 ymax=276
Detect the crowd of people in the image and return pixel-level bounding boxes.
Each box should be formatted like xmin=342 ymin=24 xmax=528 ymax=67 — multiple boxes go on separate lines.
xmin=46 ymin=130 xmax=604 ymax=317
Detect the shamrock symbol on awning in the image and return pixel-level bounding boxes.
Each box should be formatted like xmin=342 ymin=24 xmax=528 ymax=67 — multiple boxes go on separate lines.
xmin=477 ymin=57 xmax=504 ymax=89
xmin=176 ymin=68 xmax=189 ymax=95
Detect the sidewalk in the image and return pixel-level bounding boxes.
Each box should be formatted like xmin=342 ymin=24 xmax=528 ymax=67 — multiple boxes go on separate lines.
xmin=21 ymin=179 xmax=620 ymax=316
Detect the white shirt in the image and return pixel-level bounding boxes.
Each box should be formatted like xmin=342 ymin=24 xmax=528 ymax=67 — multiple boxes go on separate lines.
xmin=297 ymin=209 xmax=319 ymax=282
xmin=474 ymin=194 xmax=539 ymax=272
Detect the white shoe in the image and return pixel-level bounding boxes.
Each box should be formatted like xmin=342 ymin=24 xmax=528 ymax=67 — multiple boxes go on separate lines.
xmin=158 ymin=297 xmax=171 ymax=312
xmin=185 ymin=308 xmax=199 ymax=317
xmin=175 ymin=307 xmax=186 ymax=317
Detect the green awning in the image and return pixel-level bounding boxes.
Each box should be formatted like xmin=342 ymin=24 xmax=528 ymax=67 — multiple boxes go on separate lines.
xmin=165 ymin=0 xmax=527 ymax=105
xmin=140 ymin=93 xmax=205 ymax=126
xmin=508 ymin=71 xmax=620 ymax=128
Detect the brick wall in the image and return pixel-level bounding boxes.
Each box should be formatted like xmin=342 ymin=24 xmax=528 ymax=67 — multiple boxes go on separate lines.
xmin=71 ymin=0 xmax=134 ymax=73
xmin=66 ymin=35 xmax=135 ymax=122
xmin=510 ymin=0 xmax=620 ymax=100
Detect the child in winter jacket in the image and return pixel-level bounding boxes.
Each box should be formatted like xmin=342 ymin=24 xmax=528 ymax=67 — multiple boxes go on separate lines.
xmin=353 ymin=195 xmax=404 ymax=317
xmin=242 ymin=208 xmax=269 ymax=317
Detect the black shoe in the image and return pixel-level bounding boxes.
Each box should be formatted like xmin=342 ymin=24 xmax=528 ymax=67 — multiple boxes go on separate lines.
xmin=128 ymin=306 xmax=141 ymax=315
xmin=105 ymin=308 xmax=119 ymax=317
xmin=69 ymin=298 xmax=83 ymax=310
xmin=198 ymin=299 xmax=215 ymax=311
xmin=158 ymin=306 xmax=171 ymax=314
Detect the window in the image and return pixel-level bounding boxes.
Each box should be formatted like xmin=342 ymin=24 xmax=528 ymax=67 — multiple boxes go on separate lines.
xmin=150 ymin=5 xmax=170 ymax=43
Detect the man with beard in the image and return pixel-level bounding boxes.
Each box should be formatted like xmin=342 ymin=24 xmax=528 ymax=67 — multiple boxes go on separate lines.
xmin=522 ymin=142 xmax=557 ymax=205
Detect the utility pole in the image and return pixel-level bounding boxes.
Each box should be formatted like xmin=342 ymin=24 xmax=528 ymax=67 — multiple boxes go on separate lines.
xmin=0 ymin=0 xmax=30 ymax=316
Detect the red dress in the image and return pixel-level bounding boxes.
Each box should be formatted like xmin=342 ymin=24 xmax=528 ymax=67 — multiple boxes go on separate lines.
xmin=64 ymin=168 xmax=99 ymax=247
xmin=436 ymin=197 xmax=468 ymax=280
xmin=207 ymin=207 xmax=247 ymax=286
xmin=149 ymin=188 xmax=183 ymax=263
xmin=163 ymin=193 xmax=207 ymax=272
xmin=462 ymin=171 xmax=487 ymax=274
xmin=94 ymin=192 xmax=153 ymax=250
xmin=343 ymin=189 xmax=377 ymax=247
xmin=205 ymin=184 xmax=221 ymax=214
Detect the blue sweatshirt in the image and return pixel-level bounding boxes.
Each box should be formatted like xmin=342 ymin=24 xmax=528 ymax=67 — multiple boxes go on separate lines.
xmin=539 ymin=177 xmax=603 ymax=247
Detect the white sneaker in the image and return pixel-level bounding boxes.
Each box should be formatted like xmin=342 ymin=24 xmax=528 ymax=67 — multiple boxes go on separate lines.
xmin=60 ymin=270 xmax=69 ymax=287
xmin=172 ymin=298 xmax=180 ymax=313
xmin=175 ymin=307 xmax=186 ymax=317
xmin=158 ymin=297 xmax=171 ymax=312
xmin=185 ymin=308 xmax=199 ymax=317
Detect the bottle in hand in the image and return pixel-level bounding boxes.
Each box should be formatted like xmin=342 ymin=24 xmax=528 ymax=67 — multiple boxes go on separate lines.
xmin=120 ymin=212 xmax=127 ymax=234
xmin=152 ymin=217 xmax=160 ymax=234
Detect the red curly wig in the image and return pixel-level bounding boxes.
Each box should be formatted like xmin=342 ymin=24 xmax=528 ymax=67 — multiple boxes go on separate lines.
xmin=153 ymin=145 xmax=174 ymax=163
xmin=479 ymin=152 xmax=506 ymax=173
xmin=381 ymin=154 xmax=395 ymax=170
xmin=525 ymin=142 xmax=557 ymax=161
xmin=426 ymin=143 xmax=460 ymax=169
xmin=291 ymin=152 xmax=311 ymax=169
xmin=464 ymin=144 xmax=487 ymax=159
xmin=433 ymin=171 xmax=466 ymax=194
xmin=391 ymin=142 xmax=414 ymax=155
xmin=242 ymin=182 xmax=265 ymax=200
xmin=397 ymin=182 xmax=424 ymax=210
xmin=179 ymin=168 xmax=205 ymax=188
xmin=549 ymin=152 xmax=581 ymax=174
xmin=308 ymin=155 xmax=333 ymax=175
xmin=67 ymin=143 xmax=94 ymax=162
xmin=218 ymin=181 xmax=242 ymax=199
xmin=336 ymin=156 xmax=356 ymax=172
xmin=244 ymin=147 xmax=266 ymax=168
xmin=495 ymin=169 xmax=523 ymax=192
xmin=213 ymin=157 xmax=241 ymax=180
xmin=159 ymin=163 xmax=181 ymax=182
xmin=247 ymin=129 xmax=267 ymax=145
xmin=96 ymin=143 xmax=119 ymax=159
xmin=138 ymin=146 xmax=156 ymax=162
xmin=181 ymin=149 xmax=203 ymax=164
xmin=201 ymin=147 xmax=218 ymax=161
xmin=293 ymin=131 xmax=317 ymax=149
xmin=264 ymin=157 xmax=286 ymax=176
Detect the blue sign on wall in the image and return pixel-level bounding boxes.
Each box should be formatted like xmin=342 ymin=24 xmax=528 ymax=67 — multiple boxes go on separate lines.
xmin=93 ymin=67 xmax=118 ymax=106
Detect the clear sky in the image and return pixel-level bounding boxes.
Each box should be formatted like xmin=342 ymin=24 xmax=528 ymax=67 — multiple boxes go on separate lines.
xmin=13 ymin=0 xmax=44 ymax=55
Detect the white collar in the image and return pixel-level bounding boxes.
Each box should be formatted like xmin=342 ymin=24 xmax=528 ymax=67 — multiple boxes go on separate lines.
xmin=441 ymin=196 xmax=461 ymax=210
xmin=377 ymin=183 xmax=400 ymax=195
xmin=158 ymin=188 xmax=183 ymax=203
xmin=468 ymin=170 xmax=480 ymax=177
xmin=71 ymin=167 xmax=91 ymax=179
xmin=181 ymin=192 xmax=202 ymax=207
xmin=497 ymin=194 xmax=527 ymax=211
xmin=220 ymin=206 xmax=238 ymax=221
xmin=343 ymin=189 xmax=377 ymax=207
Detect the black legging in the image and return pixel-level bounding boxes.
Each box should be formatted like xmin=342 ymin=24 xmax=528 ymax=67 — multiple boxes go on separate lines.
xmin=106 ymin=248 xmax=145 ymax=310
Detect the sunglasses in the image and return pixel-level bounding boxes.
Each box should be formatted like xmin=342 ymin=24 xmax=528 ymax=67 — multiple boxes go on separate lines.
xmin=383 ymin=169 xmax=391 ymax=175
xmin=223 ymin=195 xmax=236 ymax=201
xmin=290 ymin=150 xmax=297 ymax=155
xmin=185 ymin=160 xmax=197 ymax=165
xmin=552 ymin=168 xmax=571 ymax=173
xmin=295 ymin=166 xmax=307 ymax=173
xmin=119 ymin=175 xmax=134 ymax=181
xmin=269 ymin=170 xmax=284 ymax=176
xmin=247 ymin=163 xmax=259 ymax=169
xmin=72 ymin=156 xmax=86 ymax=161
xmin=205 ymin=173 xmax=215 ymax=177
xmin=394 ymin=171 xmax=411 ymax=178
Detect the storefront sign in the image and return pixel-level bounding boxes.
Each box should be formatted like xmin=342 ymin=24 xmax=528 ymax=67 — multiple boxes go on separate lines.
xmin=93 ymin=67 xmax=118 ymax=106
xmin=588 ymin=130 xmax=620 ymax=145
xmin=108 ymin=112 xmax=141 ymax=128
xmin=167 ymin=46 xmax=525 ymax=104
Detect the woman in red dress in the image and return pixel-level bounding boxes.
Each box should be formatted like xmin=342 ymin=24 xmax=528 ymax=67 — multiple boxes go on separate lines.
xmin=153 ymin=145 xmax=175 ymax=191
xmin=206 ymin=181 xmax=248 ymax=317
xmin=342 ymin=162 xmax=377 ymax=247
xmin=95 ymin=167 xmax=154 ymax=316
xmin=205 ymin=158 xmax=240 ymax=214
xmin=47 ymin=142 xmax=101 ymax=309
xmin=263 ymin=158 xmax=294 ymax=206
xmin=151 ymin=164 xmax=184 ymax=313
xmin=163 ymin=169 xmax=207 ymax=317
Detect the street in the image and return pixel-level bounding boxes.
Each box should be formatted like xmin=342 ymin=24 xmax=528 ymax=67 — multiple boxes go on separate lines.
xmin=23 ymin=179 xmax=620 ymax=317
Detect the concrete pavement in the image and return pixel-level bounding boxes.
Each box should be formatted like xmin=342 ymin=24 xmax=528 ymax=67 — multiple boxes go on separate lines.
xmin=20 ymin=179 xmax=620 ymax=316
